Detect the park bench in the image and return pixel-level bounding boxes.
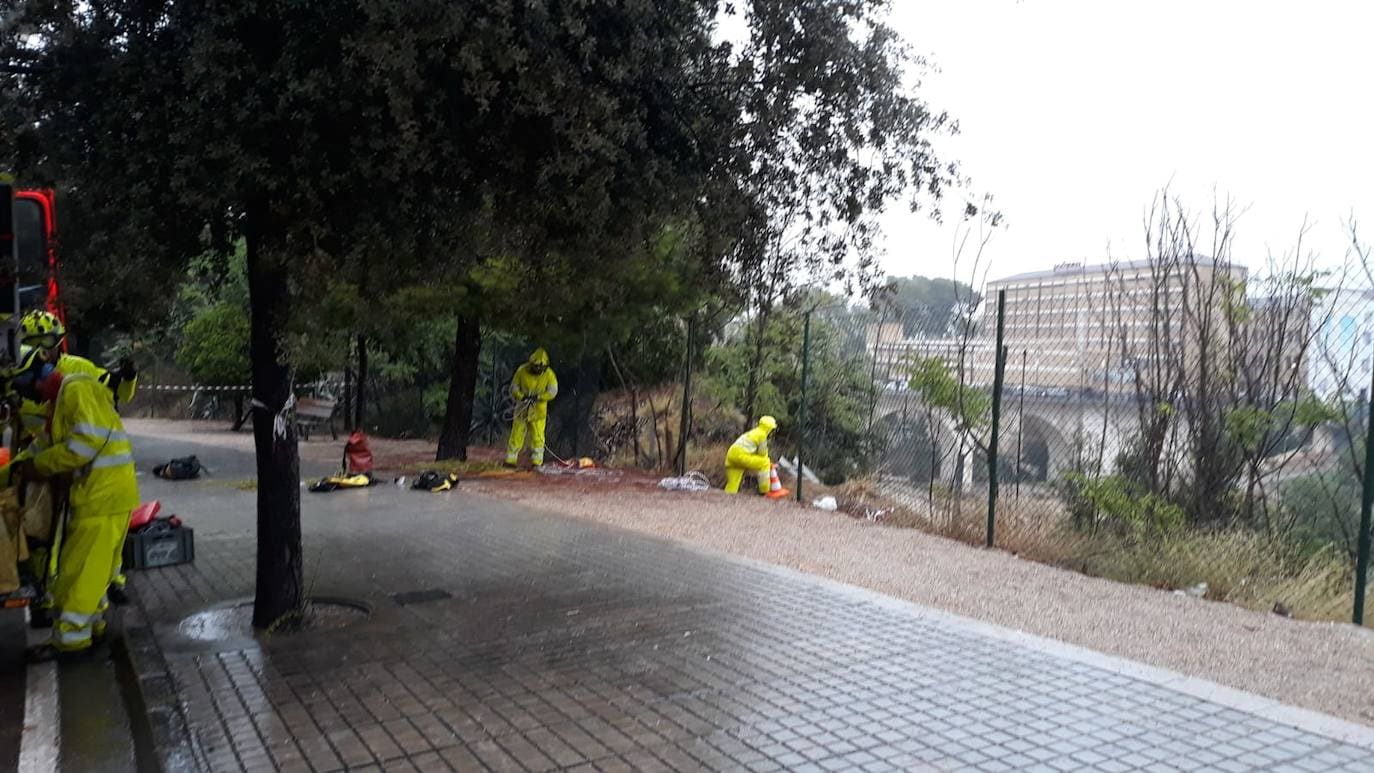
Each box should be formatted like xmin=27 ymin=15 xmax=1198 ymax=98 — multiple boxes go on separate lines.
xmin=296 ymin=397 xmax=339 ymax=441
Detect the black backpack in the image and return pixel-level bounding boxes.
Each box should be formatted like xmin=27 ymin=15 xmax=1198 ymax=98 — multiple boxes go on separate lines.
xmin=412 ymin=471 xmax=459 ymax=492
xmin=152 ymin=455 xmax=205 ymax=480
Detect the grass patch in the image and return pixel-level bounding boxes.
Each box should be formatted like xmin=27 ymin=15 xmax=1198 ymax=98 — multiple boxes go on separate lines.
xmin=1069 ymin=531 xmax=1359 ymax=621
xmin=201 ymin=478 xmax=258 ymax=492
xmin=394 ymin=459 xmax=505 ymax=476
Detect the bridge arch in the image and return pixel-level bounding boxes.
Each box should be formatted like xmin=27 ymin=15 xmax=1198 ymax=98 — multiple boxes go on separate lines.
xmin=1004 ymin=411 xmax=1073 ymax=483
xmin=873 ymin=405 xmax=961 ymax=486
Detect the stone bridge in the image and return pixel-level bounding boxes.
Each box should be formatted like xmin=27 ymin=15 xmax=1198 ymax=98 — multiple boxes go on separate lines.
xmin=871 ymin=387 xmax=1150 ymax=489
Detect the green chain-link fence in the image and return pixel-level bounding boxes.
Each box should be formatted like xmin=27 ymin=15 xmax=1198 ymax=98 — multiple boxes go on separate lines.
xmin=583 ymin=260 xmax=1373 ymax=625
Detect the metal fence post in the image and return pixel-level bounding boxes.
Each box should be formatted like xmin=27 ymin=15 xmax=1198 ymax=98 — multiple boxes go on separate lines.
xmin=676 ymin=314 xmax=695 ymax=477
xmin=797 ymin=311 xmax=812 ymax=503
xmin=986 ymin=290 xmax=1008 ymax=549
xmin=866 ymin=309 xmax=886 ymax=435
xmin=487 ymin=344 xmax=498 ymax=448
xmin=1356 ymin=373 xmax=1374 ymax=625
xmin=1016 ymin=348 xmax=1026 ymax=500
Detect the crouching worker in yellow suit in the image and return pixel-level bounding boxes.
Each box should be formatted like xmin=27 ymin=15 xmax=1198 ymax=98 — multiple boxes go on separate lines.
xmin=505 ymin=348 xmax=558 ymax=467
xmin=724 ymin=415 xmax=777 ymax=494
xmin=5 ymin=348 xmax=138 ymax=662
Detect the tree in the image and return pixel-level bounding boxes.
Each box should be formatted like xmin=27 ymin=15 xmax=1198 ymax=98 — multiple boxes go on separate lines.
xmin=5 ymin=1 xmax=963 ymax=622
xmin=3 ymin=1 xmax=528 ymax=626
xmin=176 ymin=304 xmax=251 ymax=385
xmin=1099 ymin=192 xmax=1332 ymax=530
xmin=703 ymin=0 xmax=962 ymax=430
xmin=3 ymin=0 xmax=768 ymax=623
xmin=873 ymin=275 xmax=980 ymax=337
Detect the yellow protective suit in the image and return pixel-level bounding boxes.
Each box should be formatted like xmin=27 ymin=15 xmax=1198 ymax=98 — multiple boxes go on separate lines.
xmin=724 ymin=419 xmax=775 ymax=494
xmin=32 ymin=373 xmax=139 ymax=651
xmin=506 ymin=348 xmax=558 ymax=466
xmin=19 ymin=353 xmax=138 ymax=442
xmin=19 ymin=354 xmax=137 ymax=595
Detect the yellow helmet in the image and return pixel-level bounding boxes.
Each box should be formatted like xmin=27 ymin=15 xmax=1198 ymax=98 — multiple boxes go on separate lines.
xmin=758 ymin=415 xmax=777 ymax=432
xmin=20 ymin=309 xmax=65 ymax=349
xmin=528 ymin=348 xmax=550 ymax=366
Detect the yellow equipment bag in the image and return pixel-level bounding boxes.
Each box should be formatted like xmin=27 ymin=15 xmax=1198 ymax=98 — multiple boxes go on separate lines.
xmin=0 ymin=487 xmax=29 ymax=594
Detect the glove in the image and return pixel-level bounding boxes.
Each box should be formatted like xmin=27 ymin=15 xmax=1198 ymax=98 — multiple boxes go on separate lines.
xmin=118 ymin=357 xmax=137 ymax=380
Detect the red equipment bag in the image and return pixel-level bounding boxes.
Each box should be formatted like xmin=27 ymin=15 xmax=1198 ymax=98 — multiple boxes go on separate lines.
xmin=129 ymin=500 xmax=161 ymax=530
xmin=344 ymin=431 xmax=373 ymax=475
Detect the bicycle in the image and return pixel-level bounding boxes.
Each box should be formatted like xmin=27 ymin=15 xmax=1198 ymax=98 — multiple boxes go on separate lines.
xmin=187 ymin=390 xmax=221 ymax=421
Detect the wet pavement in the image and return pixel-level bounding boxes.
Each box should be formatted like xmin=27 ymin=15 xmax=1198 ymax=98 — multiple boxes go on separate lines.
xmin=57 ymin=654 xmax=141 ymax=772
xmin=109 ymin=426 xmax=1374 ymax=771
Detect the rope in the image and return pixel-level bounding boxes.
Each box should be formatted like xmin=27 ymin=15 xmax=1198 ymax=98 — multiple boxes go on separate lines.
xmin=658 ymin=471 xmax=712 ymax=492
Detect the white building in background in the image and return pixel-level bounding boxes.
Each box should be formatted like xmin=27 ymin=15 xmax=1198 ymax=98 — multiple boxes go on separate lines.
xmin=987 ymin=258 xmax=1246 ymax=392
xmin=1308 ymin=288 xmax=1374 ymax=399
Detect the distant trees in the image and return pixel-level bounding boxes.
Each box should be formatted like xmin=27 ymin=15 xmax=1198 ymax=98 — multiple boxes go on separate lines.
xmin=1104 ymin=194 xmax=1329 ymax=529
xmin=874 ymin=276 xmax=980 ymax=336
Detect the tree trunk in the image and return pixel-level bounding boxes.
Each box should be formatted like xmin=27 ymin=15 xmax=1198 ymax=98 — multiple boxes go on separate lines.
xmin=342 ymin=341 xmax=353 ymax=429
xmin=354 ymin=334 xmax=368 ymax=431
xmin=231 ymin=395 xmax=249 ymax=431
xmin=631 ymin=389 xmax=640 ymax=466
xmin=246 ymin=197 xmax=304 ymax=630
xmin=437 ymin=313 xmax=482 ymax=461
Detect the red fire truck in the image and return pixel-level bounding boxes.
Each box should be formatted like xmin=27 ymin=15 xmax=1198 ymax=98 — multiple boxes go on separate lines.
xmin=1 ymin=180 xmax=65 ymax=369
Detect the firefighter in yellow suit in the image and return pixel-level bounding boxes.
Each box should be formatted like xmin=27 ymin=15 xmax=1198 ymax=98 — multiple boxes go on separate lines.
xmin=19 ymin=311 xmax=139 ymax=607
xmin=506 ymin=348 xmax=558 ymax=467
xmin=724 ymin=415 xmax=777 ymax=494
xmin=6 ymin=349 xmax=139 ymax=661
xmin=18 ymin=310 xmax=139 ymax=439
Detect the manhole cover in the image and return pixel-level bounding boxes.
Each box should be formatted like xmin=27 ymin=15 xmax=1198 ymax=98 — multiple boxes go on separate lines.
xmin=177 ymin=597 xmax=370 ymax=644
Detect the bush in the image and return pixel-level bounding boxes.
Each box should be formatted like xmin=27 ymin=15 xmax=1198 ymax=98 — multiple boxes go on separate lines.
xmin=851 ymin=470 xmax=1361 ymax=623
xmin=1056 ymin=471 xmax=1185 ymax=536
xmin=1070 ymin=530 xmax=1355 ymax=621
xmin=175 ymin=302 xmax=250 ymax=385
xmin=1281 ymin=470 xmax=1362 ymax=556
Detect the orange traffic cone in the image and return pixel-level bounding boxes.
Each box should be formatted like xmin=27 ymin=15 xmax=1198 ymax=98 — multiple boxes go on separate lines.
xmin=766 ymin=464 xmax=790 ymax=499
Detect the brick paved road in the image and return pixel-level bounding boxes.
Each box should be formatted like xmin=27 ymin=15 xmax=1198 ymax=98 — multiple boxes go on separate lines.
xmin=123 ymin=433 xmax=1374 ymax=772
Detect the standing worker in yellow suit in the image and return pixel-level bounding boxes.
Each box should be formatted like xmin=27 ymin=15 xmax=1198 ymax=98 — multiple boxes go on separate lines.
xmin=506 ymin=348 xmax=558 ymax=467
xmin=724 ymin=415 xmax=777 ymax=494
xmin=6 ymin=348 xmax=139 ymax=661
xmin=20 ymin=310 xmax=139 ymax=607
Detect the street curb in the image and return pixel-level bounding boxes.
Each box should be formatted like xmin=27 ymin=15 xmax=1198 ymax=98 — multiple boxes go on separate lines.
xmin=113 ymin=589 xmax=209 ymax=772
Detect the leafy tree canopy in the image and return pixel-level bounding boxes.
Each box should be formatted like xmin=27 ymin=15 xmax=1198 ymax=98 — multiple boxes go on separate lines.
xmin=872 ymin=275 xmax=979 ymax=336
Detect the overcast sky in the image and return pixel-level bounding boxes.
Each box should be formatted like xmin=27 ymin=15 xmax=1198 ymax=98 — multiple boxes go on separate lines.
xmin=876 ymin=0 xmax=1374 ymax=285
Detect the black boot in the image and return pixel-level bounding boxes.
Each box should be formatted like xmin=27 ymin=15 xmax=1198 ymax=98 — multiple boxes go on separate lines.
xmin=29 ymin=606 xmax=53 ymax=629
xmin=108 ymin=585 xmax=130 ymax=606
